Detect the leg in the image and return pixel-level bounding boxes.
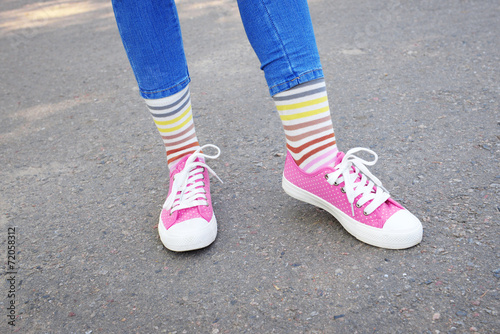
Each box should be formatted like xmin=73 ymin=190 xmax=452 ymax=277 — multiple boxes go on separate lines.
xmin=238 ymin=0 xmax=338 ymax=173
xmin=112 ymin=0 xmax=199 ymax=169
xmin=112 ymin=0 xmax=220 ymax=251
xmin=112 ymin=0 xmax=188 ymax=98
xmin=237 ymin=0 xmax=323 ymax=95
xmin=238 ymin=0 xmax=422 ymax=249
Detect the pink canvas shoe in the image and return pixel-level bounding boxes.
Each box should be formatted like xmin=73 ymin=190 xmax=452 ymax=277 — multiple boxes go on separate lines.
xmin=282 ymin=147 xmax=423 ymax=249
xmin=158 ymin=145 xmax=222 ymax=252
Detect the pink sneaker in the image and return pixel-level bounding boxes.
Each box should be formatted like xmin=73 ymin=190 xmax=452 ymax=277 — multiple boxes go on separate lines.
xmin=158 ymin=145 xmax=222 ymax=252
xmin=282 ymin=147 xmax=423 ymax=249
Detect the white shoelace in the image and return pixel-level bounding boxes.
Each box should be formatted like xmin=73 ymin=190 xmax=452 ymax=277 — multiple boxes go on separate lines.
xmin=325 ymin=148 xmax=390 ymax=217
xmin=163 ymin=145 xmax=222 ymax=214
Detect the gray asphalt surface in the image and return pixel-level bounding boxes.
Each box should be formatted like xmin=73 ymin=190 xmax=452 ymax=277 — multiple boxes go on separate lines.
xmin=1 ymin=0 xmax=499 ymax=333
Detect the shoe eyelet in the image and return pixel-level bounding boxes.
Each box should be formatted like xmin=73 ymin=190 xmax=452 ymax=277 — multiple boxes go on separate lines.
xmin=324 ymin=174 xmax=329 ymax=180
xmin=356 ymin=203 xmax=361 ymax=208
xmin=341 ymin=187 xmax=346 ymax=193
xmin=363 ymin=211 xmax=369 ymax=216
xmin=333 ymin=181 xmax=339 ymax=186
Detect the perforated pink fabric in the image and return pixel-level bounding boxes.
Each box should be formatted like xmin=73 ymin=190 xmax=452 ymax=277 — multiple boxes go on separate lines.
xmin=283 ymin=151 xmax=404 ymax=229
xmin=161 ymin=156 xmax=213 ymax=230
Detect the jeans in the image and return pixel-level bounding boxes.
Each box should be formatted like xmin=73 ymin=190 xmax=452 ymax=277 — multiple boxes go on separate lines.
xmin=112 ymin=0 xmax=324 ymax=98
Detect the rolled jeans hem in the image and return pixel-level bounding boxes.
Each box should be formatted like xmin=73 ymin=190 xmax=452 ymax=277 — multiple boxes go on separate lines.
xmin=139 ymin=77 xmax=191 ymax=100
xmin=269 ymin=69 xmax=324 ymax=96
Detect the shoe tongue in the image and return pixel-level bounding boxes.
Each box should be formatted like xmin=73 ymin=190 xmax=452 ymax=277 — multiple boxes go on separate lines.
xmin=173 ymin=156 xmax=206 ymax=193
xmin=334 ymin=152 xmax=345 ymax=167
xmin=172 ymin=155 xmax=205 ymax=174
xmin=171 ymin=155 xmax=190 ymax=173
xmin=335 ymin=151 xmax=369 ymax=188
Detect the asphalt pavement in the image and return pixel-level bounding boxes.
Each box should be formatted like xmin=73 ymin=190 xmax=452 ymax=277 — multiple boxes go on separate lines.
xmin=1 ymin=0 xmax=499 ymax=333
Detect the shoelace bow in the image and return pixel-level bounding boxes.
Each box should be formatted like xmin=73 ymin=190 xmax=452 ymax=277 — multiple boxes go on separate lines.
xmin=163 ymin=145 xmax=222 ymax=214
xmin=325 ymin=148 xmax=390 ymax=217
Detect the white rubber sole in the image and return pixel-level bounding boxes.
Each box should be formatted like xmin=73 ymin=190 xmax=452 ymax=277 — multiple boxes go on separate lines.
xmin=158 ymin=214 xmax=217 ymax=252
xmin=282 ymin=176 xmax=422 ymax=249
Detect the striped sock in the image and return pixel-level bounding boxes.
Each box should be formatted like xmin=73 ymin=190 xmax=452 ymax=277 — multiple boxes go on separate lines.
xmin=145 ymin=85 xmax=200 ymax=170
xmin=273 ymin=78 xmax=339 ymax=173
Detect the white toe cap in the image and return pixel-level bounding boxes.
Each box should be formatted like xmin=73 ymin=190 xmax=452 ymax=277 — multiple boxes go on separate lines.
xmin=381 ymin=210 xmax=423 ymax=248
xmin=159 ymin=216 xmax=217 ymax=252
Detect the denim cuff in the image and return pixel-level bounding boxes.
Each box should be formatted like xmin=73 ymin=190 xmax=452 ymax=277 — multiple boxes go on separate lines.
xmin=139 ymin=77 xmax=191 ymax=100
xmin=269 ymin=69 xmax=324 ymax=96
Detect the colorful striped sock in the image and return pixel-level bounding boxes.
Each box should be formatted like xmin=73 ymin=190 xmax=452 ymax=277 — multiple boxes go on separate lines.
xmin=273 ymin=78 xmax=339 ymax=173
xmin=145 ymin=85 xmax=200 ymax=170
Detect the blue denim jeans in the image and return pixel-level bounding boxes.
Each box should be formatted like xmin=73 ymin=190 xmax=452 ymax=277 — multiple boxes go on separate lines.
xmin=112 ymin=0 xmax=324 ymax=99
